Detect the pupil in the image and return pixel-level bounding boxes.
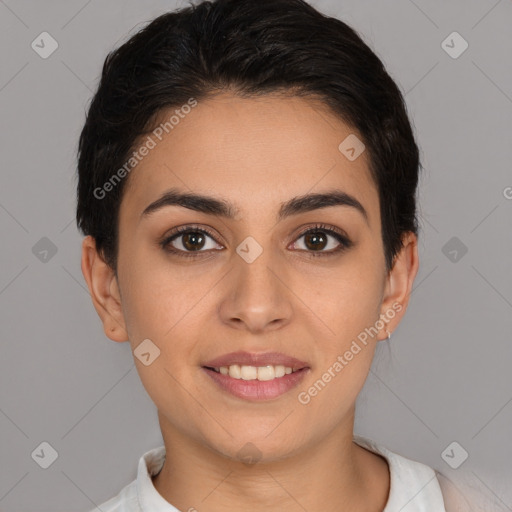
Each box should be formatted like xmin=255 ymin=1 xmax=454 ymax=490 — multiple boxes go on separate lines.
xmin=183 ymin=232 xmax=205 ymax=251
xmin=305 ymin=232 xmax=326 ymax=251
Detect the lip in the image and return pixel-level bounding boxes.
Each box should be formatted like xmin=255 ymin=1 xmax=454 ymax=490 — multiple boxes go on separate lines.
xmin=202 ymin=367 xmax=309 ymax=401
xmin=201 ymin=351 xmax=310 ymax=402
xmin=202 ymin=351 xmax=309 ymax=371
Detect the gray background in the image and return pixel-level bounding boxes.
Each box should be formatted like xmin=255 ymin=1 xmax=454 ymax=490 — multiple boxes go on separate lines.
xmin=0 ymin=0 xmax=511 ymax=510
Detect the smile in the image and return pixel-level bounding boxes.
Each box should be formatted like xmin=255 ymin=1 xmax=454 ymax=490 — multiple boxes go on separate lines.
xmin=202 ymin=365 xmax=309 ymax=401
xmin=208 ymin=364 xmax=299 ymax=381
xmin=201 ymin=351 xmax=310 ymax=401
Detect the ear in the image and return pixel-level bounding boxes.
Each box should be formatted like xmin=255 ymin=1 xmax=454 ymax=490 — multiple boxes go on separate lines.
xmin=80 ymin=235 xmax=129 ymax=342
xmin=378 ymin=231 xmax=419 ymax=340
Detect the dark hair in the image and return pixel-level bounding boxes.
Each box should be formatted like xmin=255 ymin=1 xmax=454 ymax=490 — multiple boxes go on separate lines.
xmin=76 ymin=0 xmax=421 ymax=273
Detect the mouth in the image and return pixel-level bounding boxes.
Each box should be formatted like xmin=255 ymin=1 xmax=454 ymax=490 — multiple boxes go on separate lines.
xmin=204 ymin=364 xmax=302 ymax=380
xmin=201 ymin=352 xmax=310 ymax=401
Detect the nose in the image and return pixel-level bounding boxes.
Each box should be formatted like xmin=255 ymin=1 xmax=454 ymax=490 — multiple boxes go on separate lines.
xmin=218 ymin=246 xmax=293 ymax=334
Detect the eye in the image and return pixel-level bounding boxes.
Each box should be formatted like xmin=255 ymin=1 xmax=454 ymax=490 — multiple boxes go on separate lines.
xmin=160 ymin=223 xmax=353 ymax=259
xmin=290 ymin=223 xmax=352 ymax=256
xmin=160 ymin=225 xmax=223 ymax=257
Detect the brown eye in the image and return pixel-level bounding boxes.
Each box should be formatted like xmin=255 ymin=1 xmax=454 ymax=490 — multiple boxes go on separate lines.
xmin=303 ymin=231 xmax=329 ymax=251
xmin=160 ymin=226 xmax=223 ymax=257
xmin=291 ymin=224 xmax=353 ymax=256
xmin=181 ymin=231 xmax=206 ymax=251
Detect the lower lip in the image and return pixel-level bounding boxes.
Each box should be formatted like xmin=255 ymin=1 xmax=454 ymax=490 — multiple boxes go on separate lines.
xmin=202 ymin=367 xmax=309 ymax=401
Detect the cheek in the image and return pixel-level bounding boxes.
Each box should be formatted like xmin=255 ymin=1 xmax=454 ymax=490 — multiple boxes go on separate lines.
xmin=305 ymin=259 xmax=384 ymax=343
xmin=295 ymin=266 xmax=384 ymax=426
xmin=121 ymin=276 xmax=189 ymax=346
xmin=118 ymin=247 xmax=213 ymax=357
xmin=117 ymin=245 xmax=173 ymax=345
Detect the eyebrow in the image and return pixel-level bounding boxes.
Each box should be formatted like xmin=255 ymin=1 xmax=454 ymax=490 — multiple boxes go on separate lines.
xmin=140 ymin=187 xmax=369 ymax=224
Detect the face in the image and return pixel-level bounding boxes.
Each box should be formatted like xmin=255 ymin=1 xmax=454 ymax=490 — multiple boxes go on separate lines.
xmin=83 ymin=92 xmax=417 ymax=463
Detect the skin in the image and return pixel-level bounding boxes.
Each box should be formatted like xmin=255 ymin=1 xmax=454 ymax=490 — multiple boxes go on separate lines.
xmin=81 ymin=92 xmax=419 ymax=512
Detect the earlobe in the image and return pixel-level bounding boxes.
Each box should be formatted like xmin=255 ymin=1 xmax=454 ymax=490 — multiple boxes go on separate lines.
xmin=80 ymin=235 xmax=129 ymax=342
xmin=378 ymin=232 xmax=420 ymax=340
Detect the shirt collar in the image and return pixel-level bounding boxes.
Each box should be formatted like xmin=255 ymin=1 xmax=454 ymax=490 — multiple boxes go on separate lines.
xmin=135 ymin=436 xmax=445 ymax=511
xmin=136 ymin=445 xmax=179 ymax=511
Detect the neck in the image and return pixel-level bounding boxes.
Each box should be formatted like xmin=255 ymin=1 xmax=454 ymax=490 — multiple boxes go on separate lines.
xmin=152 ymin=415 xmax=389 ymax=512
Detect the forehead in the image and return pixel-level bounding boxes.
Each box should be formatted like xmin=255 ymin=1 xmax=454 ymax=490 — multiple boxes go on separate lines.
xmin=120 ymin=92 xmax=379 ymax=226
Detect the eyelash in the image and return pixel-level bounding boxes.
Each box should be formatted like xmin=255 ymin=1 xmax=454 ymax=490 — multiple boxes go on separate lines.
xmin=159 ymin=223 xmax=353 ymax=259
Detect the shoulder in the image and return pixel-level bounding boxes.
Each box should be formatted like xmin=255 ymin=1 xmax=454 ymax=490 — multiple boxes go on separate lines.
xmin=87 ymin=479 xmax=139 ymax=512
xmin=354 ymin=437 xmax=507 ymax=512
xmin=435 ymin=471 xmax=475 ymax=512
xmin=436 ymin=470 xmax=511 ymax=512
xmin=354 ymin=435 xmax=446 ymax=510
xmin=87 ymin=445 xmax=166 ymax=512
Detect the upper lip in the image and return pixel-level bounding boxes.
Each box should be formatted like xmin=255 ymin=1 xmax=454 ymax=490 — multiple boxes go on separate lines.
xmin=202 ymin=351 xmax=309 ymax=370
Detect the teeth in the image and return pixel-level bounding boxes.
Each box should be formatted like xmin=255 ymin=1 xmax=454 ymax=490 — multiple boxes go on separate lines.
xmin=274 ymin=365 xmax=285 ymax=378
xmin=241 ymin=365 xmax=258 ymax=380
xmin=228 ymin=364 xmax=241 ymax=379
xmin=215 ymin=364 xmax=299 ymax=381
xmin=256 ymin=365 xmax=274 ymax=381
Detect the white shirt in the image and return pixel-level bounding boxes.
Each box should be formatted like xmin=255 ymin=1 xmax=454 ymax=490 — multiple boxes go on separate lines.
xmin=90 ymin=435 xmax=447 ymax=511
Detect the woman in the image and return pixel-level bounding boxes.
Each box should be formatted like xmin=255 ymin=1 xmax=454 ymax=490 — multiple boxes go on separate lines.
xmin=77 ymin=0 xmax=464 ymax=510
